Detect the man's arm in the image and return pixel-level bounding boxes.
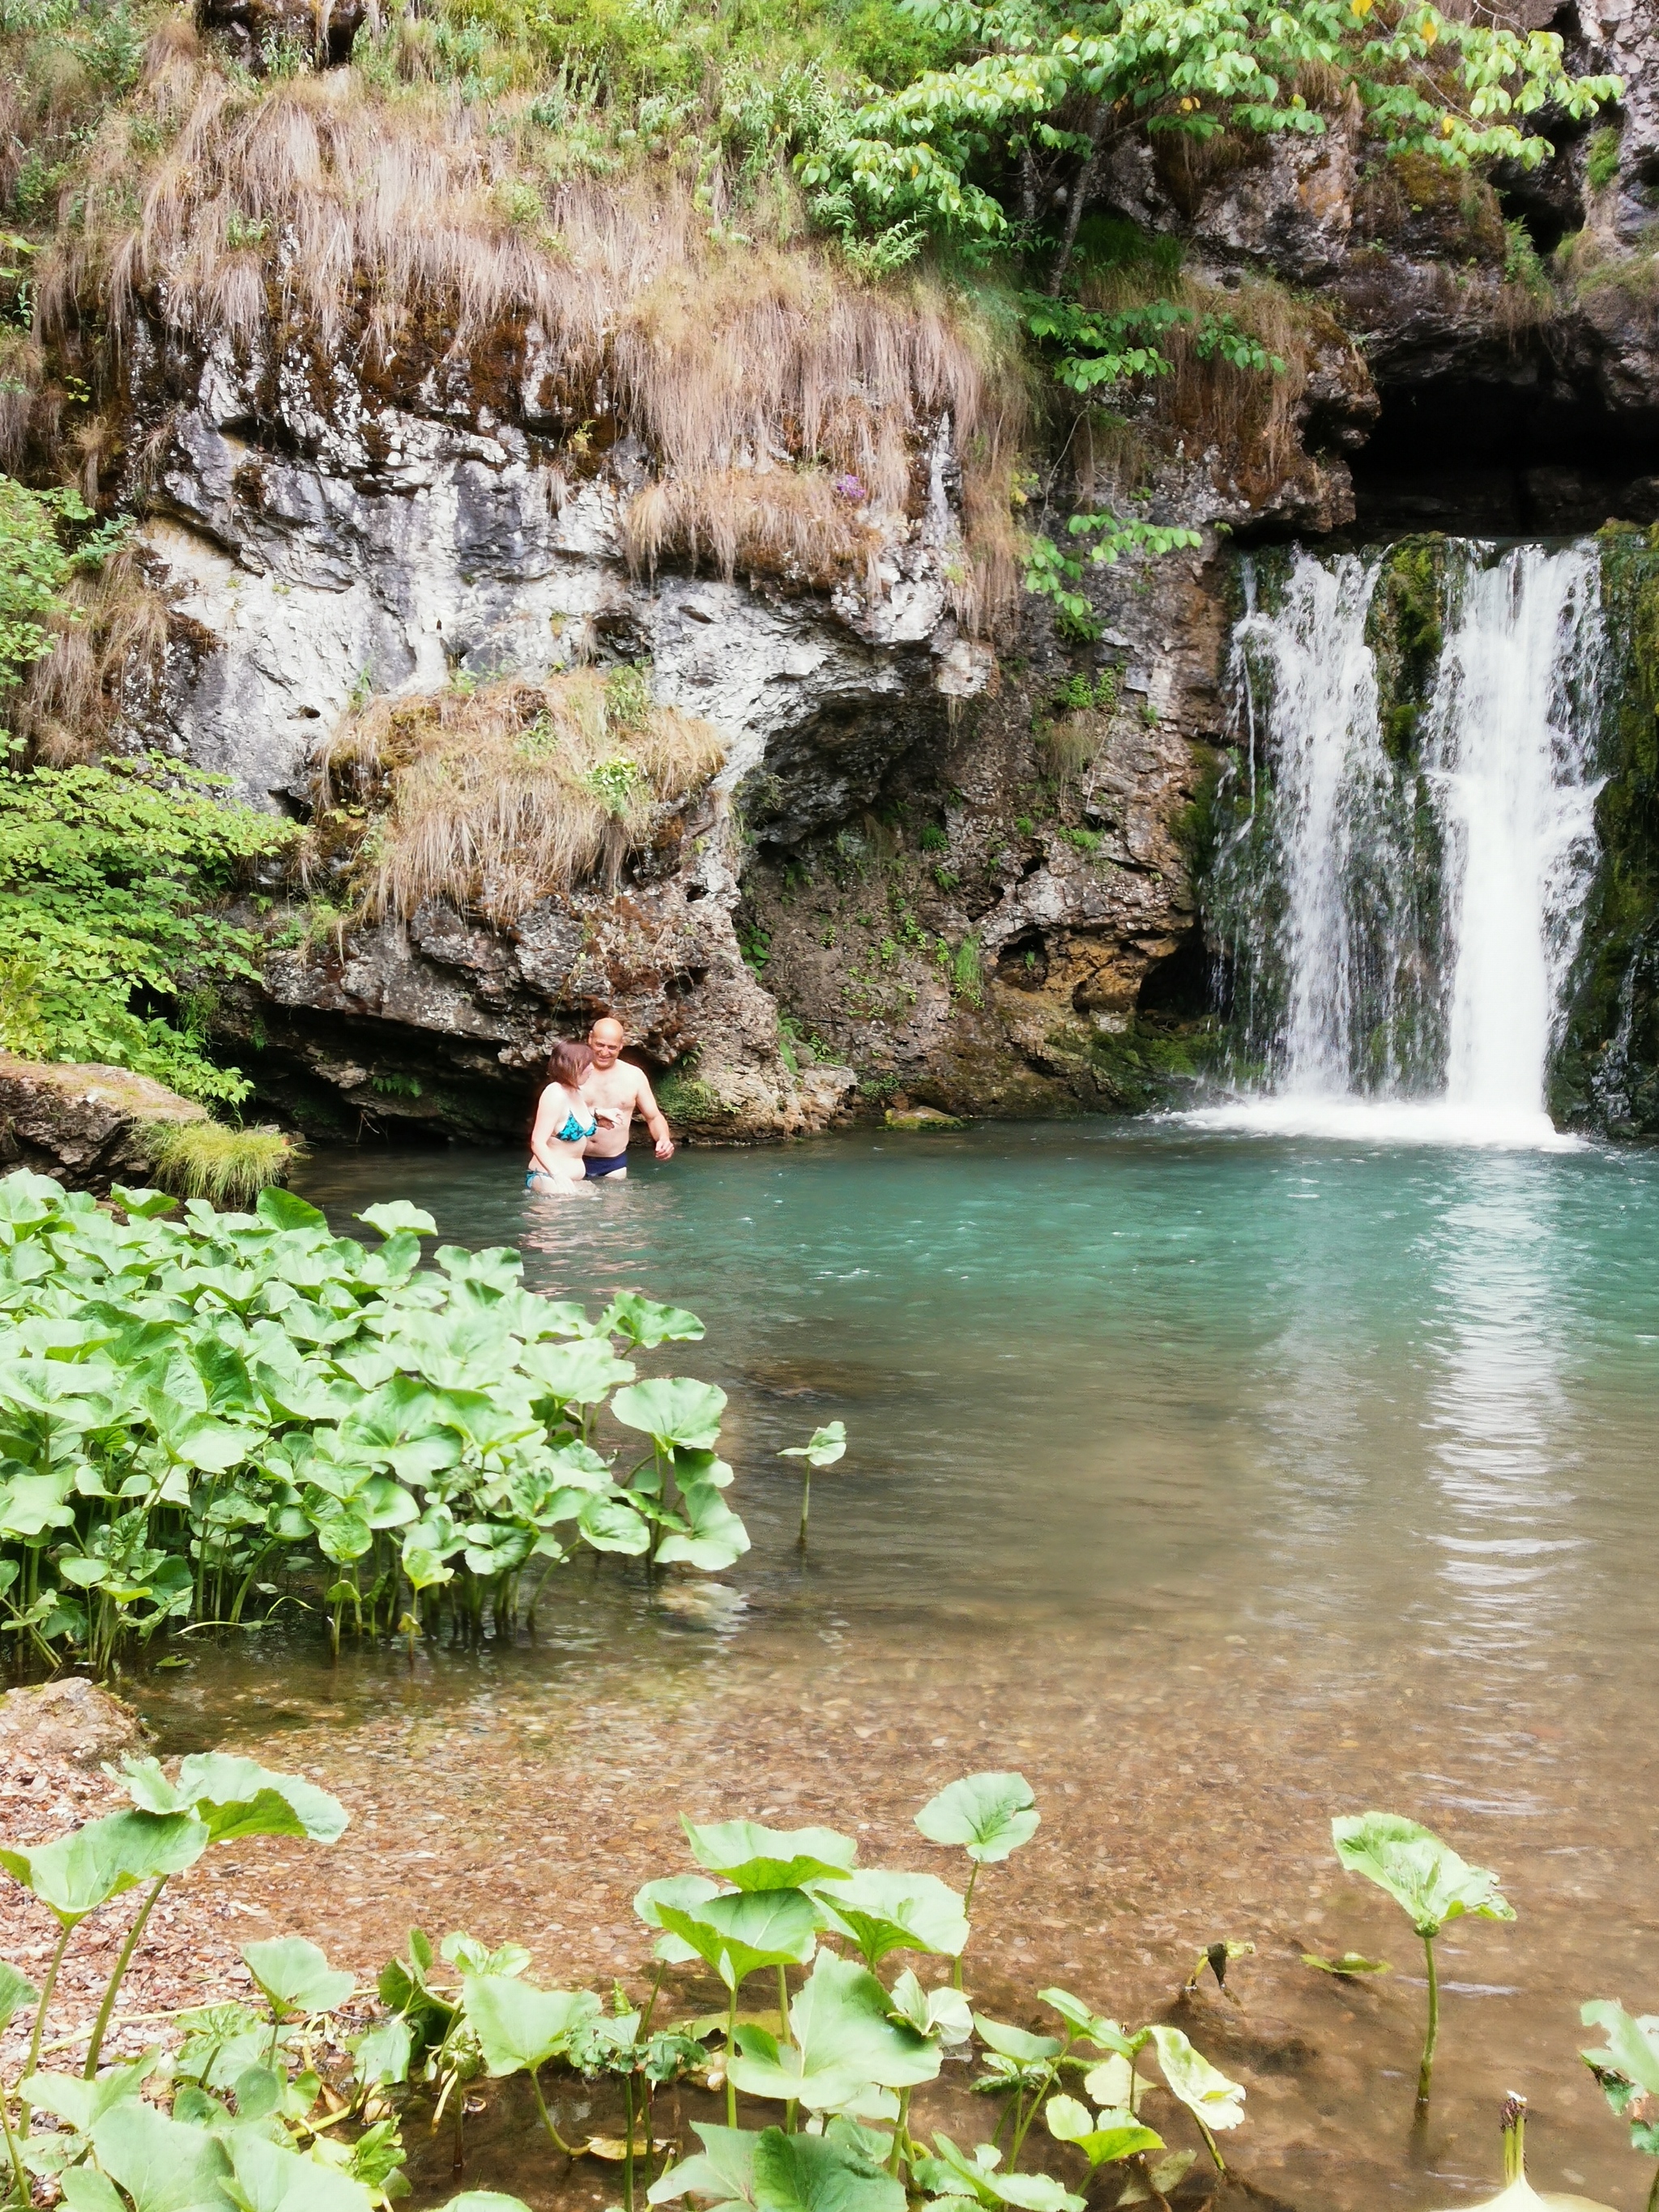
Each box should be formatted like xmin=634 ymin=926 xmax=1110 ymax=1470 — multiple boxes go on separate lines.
xmin=634 ymin=1069 xmax=675 ymax=1160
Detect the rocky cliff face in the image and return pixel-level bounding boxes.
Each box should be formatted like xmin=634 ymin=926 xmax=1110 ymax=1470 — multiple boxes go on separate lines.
xmin=105 ymin=0 xmax=1659 ymax=1140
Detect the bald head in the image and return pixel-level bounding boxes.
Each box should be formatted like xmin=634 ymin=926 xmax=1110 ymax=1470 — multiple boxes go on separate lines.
xmin=589 ymin=1016 xmax=625 ymax=1071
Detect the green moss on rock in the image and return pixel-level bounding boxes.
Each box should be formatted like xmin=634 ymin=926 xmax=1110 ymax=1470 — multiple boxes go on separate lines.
xmin=1554 ymin=526 xmax=1659 ymax=1132
xmin=1366 ymin=535 xmax=1447 ymax=762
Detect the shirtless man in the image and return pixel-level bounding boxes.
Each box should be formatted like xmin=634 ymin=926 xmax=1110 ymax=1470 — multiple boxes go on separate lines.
xmin=578 ymin=1016 xmax=675 ymax=1182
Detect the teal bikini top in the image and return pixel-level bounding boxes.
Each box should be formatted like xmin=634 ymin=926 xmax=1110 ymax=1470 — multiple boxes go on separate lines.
xmin=549 ymin=1088 xmax=597 ymax=1144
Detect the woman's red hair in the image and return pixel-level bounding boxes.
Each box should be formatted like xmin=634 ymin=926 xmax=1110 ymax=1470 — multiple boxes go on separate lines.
xmin=544 ymin=1039 xmax=593 ymax=1089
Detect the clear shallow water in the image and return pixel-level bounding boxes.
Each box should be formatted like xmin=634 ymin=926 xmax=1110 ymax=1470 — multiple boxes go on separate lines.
xmin=144 ymin=1125 xmax=1659 ymax=2208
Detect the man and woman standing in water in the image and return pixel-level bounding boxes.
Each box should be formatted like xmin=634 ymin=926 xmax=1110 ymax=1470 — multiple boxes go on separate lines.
xmin=526 ymin=1016 xmax=676 ymax=1195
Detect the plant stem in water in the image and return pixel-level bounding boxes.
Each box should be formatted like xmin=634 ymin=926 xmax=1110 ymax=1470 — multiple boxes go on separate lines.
xmin=798 ymin=1473 xmax=810 ymax=1547
xmin=725 ymin=1985 xmax=739 ymax=2127
xmin=1645 ymin=2163 xmax=1659 ymax=2212
xmin=776 ymin=1965 xmax=791 ymax=2045
xmin=20 ymin=1922 xmax=74 ymax=2132
xmin=1196 ymin=2115 xmax=1226 ymax=2176
xmin=0 ymin=2073 xmax=28 ymax=2208
xmin=83 ymin=1877 xmax=167 ymax=2076
xmin=639 ymin=1962 xmax=666 ymax=2040
xmin=1416 ymin=1933 xmax=1439 ymax=2116
xmin=623 ymin=2073 xmax=635 ymax=2212
xmin=530 ymin=2067 xmax=578 ymax=2156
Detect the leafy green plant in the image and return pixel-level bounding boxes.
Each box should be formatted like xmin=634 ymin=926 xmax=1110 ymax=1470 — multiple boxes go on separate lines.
xmin=1022 ymin=516 xmax=1203 ymax=643
xmin=778 ymin=1421 xmax=847 ymax=1545
xmin=0 ymin=1172 xmax=756 ymax=1673
xmin=1580 ymin=2001 xmax=1659 ymax=2212
xmin=0 ymin=1751 xmax=371 ymax=2206
xmin=798 ymin=0 xmax=1620 ymax=287
xmin=915 ymin=1772 xmax=1038 ymax=1985
xmin=1332 ymin=1812 xmax=1515 ymax=2115
xmin=0 ymin=756 xmax=295 ymax=1105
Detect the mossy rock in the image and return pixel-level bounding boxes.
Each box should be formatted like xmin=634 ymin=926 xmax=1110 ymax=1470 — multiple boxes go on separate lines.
xmin=1366 ymin=535 xmax=1447 ymax=764
xmin=883 ymin=1106 xmax=966 ymax=1130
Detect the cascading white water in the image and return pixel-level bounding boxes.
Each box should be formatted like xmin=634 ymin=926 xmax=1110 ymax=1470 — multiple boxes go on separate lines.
xmin=1433 ymin=548 xmax=1603 ymax=1123
xmin=1197 ymin=539 xmax=1606 ymax=1147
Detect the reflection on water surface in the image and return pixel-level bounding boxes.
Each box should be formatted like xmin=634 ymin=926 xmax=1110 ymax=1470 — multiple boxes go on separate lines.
xmin=141 ymin=1125 xmax=1659 ymax=2210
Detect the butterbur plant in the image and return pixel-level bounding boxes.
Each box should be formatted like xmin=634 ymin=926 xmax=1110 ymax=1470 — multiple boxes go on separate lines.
xmin=0 ymin=1171 xmax=754 ymax=1675
xmin=778 ymin=1421 xmax=847 ymax=1546
xmin=915 ymin=1771 xmax=1038 ymax=1986
xmin=0 ymin=1750 xmax=394 ymax=2209
xmin=1580 ymin=2000 xmax=1659 ymax=2212
xmin=1332 ymin=1812 xmax=1516 ymax=2116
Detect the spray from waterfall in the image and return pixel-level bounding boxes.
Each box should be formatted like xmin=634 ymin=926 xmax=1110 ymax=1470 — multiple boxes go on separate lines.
xmin=1196 ymin=540 xmax=1605 ymax=1146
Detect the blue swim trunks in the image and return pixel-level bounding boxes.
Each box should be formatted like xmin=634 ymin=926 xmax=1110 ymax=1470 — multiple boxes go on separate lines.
xmin=584 ymin=1153 xmax=629 ymax=1179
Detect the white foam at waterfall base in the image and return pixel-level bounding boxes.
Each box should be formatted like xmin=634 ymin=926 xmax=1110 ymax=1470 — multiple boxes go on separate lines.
xmin=1181 ymin=1093 xmax=1584 ymax=1149
xmin=1189 ymin=539 xmax=1604 ymax=1151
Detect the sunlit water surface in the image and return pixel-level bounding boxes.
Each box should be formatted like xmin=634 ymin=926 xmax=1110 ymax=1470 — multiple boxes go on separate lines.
xmin=144 ymin=1124 xmax=1659 ymax=2210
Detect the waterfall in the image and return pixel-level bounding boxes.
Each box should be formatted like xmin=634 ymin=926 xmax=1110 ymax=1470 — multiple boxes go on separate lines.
xmin=1198 ymin=539 xmax=1606 ymax=1145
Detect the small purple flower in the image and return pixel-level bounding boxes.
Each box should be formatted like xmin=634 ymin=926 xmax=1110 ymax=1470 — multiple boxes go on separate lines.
xmin=832 ymin=473 xmax=868 ymax=504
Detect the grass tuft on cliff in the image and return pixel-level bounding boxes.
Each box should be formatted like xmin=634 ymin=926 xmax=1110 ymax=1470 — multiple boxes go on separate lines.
xmin=313 ymin=665 xmax=725 ymax=923
xmin=136 ymin=1117 xmax=296 ymax=1206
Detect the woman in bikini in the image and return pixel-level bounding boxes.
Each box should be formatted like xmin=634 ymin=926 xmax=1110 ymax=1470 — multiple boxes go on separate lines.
xmin=527 ymin=1040 xmax=619 ymax=1195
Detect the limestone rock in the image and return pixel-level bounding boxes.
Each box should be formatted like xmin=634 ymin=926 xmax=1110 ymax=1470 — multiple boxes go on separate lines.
xmin=0 ymin=1055 xmax=203 ymax=1195
xmin=0 ymin=1677 xmax=148 ymax=1770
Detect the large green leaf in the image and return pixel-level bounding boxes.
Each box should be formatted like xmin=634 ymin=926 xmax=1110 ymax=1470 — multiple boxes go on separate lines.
xmin=914 ymin=2137 xmax=1085 ymax=2212
xmin=1043 ymin=2094 xmax=1162 ymax=2167
xmin=655 ymin=1481 xmax=751 ymax=1572
xmin=0 ymin=1955 xmax=39 ymax=2033
xmin=60 ymin=2171 xmax=127 ymax=2212
xmin=462 ymin=1975 xmax=603 ymax=2076
xmin=601 ymin=1293 xmax=706 ymax=1348
xmin=219 ymin=2123 xmax=377 ymax=2212
xmin=1146 ymin=2027 xmax=1246 ymax=2133
xmin=612 ymin=1377 xmax=727 ymax=1451
xmin=114 ymin=1755 xmax=348 ymax=1845
xmin=635 ymin=1873 xmax=723 ymax=1965
xmin=915 ymin=1774 xmax=1038 ymax=1865
xmin=0 ymin=1811 xmax=208 ymax=1927
xmin=241 ymin=1937 xmax=354 ymax=2018
xmin=655 ymin=1890 xmax=820 ymax=1991
xmin=255 ymin=1190 xmax=326 ymax=1233
xmin=25 ymin=2049 xmax=160 ymax=2133
xmin=90 ymin=2100 xmax=239 ymax=2212
xmin=436 ymin=2200 xmax=536 ymax=2212
xmin=886 ymin=1969 xmax=972 ymax=2045
xmin=684 ymin=1821 xmax=856 ymax=1893
xmin=1580 ymin=2001 xmax=1659 ymax=2097
xmin=727 ymin=1953 xmax=940 ymax=2110
xmin=649 ymin=2122 xmax=761 ymax=2211
xmin=357 ymin=1202 xmax=437 ymax=1239
xmin=1331 ymin=1813 xmax=1515 ymax=1937
xmin=520 ymin=1338 xmax=637 ymax=1406
xmin=812 ymin=1869 xmax=967 ymax=1966
xmin=750 ymin=2125 xmax=905 ymax=2212
xmin=973 ymin=2018 xmax=1063 ymax=2065
xmin=777 ymin=1423 xmax=846 ymax=1470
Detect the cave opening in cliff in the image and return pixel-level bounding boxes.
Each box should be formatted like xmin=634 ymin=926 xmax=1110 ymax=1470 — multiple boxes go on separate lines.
xmin=1347 ymin=377 xmax=1659 ymax=539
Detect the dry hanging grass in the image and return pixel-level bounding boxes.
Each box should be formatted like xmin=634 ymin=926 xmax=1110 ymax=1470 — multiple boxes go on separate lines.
xmin=42 ymin=37 xmax=1029 ymax=628
xmin=13 ymin=547 xmax=172 ymax=764
xmin=1069 ymin=262 xmax=1351 ymax=508
xmin=313 ymin=667 xmax=725 ymax=924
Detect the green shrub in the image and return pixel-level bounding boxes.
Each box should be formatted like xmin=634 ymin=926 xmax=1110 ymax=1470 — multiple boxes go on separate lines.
xmin=0 ymin=754 xmax=295 ymax=1104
